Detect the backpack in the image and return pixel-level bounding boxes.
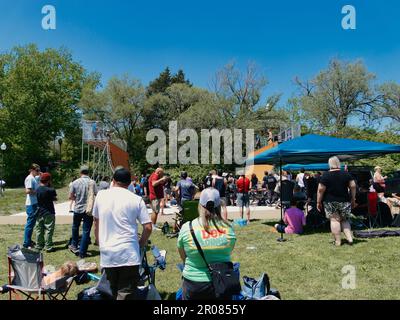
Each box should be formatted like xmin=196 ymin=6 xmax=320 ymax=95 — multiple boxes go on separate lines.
xmin=242 ymin=274 xmax=270 ymax=300
xmin=85 ymin=180 xmax=96 ymax=216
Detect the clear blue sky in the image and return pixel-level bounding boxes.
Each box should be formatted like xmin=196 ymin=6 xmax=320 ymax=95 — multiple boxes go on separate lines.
xmin=1 ymin=0 xmax=400 ymax=106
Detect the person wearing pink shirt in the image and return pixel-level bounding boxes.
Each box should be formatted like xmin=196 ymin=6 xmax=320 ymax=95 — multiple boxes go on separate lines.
xmin=275 ymin=199 xmax=306 ymax=234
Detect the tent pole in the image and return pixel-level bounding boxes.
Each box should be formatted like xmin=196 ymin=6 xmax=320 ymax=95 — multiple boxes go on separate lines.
xmin=277 ymin=158 xmax=286 ymax=242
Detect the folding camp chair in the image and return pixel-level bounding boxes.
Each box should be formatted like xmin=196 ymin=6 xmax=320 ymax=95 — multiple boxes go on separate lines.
xmin=7 ymin=245 xmax=76 ymax=300
xmin=7 ymin=245 xmax=45 ymax=300
xmin=169 ymin=200 xmax=199 ymax=237
xmin=42 ymin=275 xmax=76 ymax=300
xmin=367 ymin=192 xmax=381 ymax=229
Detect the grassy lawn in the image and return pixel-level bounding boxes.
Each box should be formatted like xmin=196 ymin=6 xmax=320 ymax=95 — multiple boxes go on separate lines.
xmin=0 ymin=186 xmax=70 ymax=216
xmin=1 ymin=220 xmax=400 ymax=300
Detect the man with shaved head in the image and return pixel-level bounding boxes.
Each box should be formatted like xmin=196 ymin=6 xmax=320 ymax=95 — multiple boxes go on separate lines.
xmin=148 ymin=167 xmax=169 ymax=230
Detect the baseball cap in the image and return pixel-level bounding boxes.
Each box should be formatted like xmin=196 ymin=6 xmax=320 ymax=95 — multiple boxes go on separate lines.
xmin=113 ymin=168 xmax=132 ymax=185
xmin=40 ymin=172 xmax=52 ymax=183
xmin=80 ymin=165 xmax=89 ymax=173
xmin=199 ymin=188 xmax=221 ymax=210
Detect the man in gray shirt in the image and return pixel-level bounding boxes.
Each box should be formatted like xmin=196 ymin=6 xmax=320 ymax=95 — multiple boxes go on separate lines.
xmin=69 ymin=165 xmax=97 ymax=258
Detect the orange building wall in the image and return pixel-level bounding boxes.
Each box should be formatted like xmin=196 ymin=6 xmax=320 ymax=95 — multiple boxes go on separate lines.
xmin=109 ymin=142 xmax=130 ymax=170
xmin=245 ymin=142 xmax=278 ymax=180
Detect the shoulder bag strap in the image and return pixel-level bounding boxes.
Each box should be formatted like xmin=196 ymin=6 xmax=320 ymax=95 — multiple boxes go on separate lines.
xmin=189 ymin=221 xmax=212 ymax=272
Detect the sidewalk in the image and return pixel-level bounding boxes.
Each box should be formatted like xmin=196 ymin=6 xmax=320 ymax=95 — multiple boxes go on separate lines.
xmin=0 ymin=202 xmax=282 ymax=225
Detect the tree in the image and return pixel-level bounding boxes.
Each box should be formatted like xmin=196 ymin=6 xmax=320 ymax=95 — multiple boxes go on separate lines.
xmin=147 ymin=67 xmax=191 ymax=97
xmin=80 ymin=75 xmax=147 ymax=164
xmin=295 ymin=59 xmax=380 ymax=135
xmin=376 ymin=82 xmax=400 ymax=129
xmin=211 ymin=61 xmax=285 ymax=131
xmin=0 ymin=44 xmax=98 ymax=186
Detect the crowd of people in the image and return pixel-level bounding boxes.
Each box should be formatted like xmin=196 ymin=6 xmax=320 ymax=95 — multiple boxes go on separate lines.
xmin=18 ymin=156 xmax=397 ymax=299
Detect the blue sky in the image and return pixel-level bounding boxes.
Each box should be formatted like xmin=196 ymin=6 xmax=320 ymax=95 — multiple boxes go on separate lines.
xmin=1 ymin=0 xmax=400 ymax=106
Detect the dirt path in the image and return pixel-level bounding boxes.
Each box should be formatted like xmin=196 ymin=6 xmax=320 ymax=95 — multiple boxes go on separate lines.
xmin=0 ymin=202 xmax=282 ymax=225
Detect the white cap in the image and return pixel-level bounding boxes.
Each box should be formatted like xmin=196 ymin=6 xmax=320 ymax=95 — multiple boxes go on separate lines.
xmin=199 ymin=188 xmax=221 ymax=209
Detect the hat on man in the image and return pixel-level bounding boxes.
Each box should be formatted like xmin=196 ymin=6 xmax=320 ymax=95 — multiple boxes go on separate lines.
xmin=40 ymin=172 xmax=52 ymax=183
xmin=113 ymin=168 xmax=132 ymax=185
xmin=199 ymin=188 xmax=221 ymax=210
xmin=80 ymin=165 xmax=89 ymax=174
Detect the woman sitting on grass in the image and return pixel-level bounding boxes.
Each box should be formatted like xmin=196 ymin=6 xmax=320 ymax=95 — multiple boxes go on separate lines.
xmin=274 ymin=199 xmax=306 ymax=235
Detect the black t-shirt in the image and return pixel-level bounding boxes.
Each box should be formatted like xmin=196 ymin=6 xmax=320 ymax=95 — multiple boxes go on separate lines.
xmin=266 ymin=175 xmax=277 ymax=190
xmin=305 ymin=177 xmax=318 ymax=198
xmin=356 ymin=191 xmax=368 ymax=206
xmin=251 ymin=177 xmax=258 ymax=189
xmin=213 ymin=177 xmax=226 ymax=197
xmin=36 ymin=186 xmax=57 ymax=216
xmin=320 ymin=171 xmax=354 ymax=203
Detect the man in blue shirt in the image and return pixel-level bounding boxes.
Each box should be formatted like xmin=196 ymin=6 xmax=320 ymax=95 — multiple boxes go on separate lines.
xmin=175 ymin=172 xmax=197 ymax=205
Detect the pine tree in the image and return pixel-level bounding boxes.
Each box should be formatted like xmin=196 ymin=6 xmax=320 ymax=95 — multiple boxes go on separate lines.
xmin=147 ymin=67 xmax=172 ymax=96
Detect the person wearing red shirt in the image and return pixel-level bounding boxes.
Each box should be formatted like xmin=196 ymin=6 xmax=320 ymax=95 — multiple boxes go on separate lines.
xmin=236 ymin=173 xmax=251 ymax=223
xmin=148 ymin=168 xmax=169 ymax=230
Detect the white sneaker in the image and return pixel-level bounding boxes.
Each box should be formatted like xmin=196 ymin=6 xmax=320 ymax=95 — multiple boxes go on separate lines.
xmin=153 ymin=224 xmax=161 ymax=231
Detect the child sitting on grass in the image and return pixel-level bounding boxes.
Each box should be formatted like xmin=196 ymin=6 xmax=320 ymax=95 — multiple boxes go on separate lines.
xmin=0 ymin=261 xmax=79 ymax=293
xmin=275 ymin=199 xmax=306 ymax=235
xmin=42 ymin=261 xmax=79 ymax=287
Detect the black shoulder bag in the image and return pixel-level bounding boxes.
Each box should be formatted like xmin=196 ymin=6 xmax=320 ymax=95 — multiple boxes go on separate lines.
xmin=189 ymin=221 xmax=241 ymax=299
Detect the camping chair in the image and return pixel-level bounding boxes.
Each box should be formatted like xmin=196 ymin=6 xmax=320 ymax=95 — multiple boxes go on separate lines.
xmin=169 ymin=200 xmax=199 ymax=238
xmin=367 ymin=192 xmax=381 ymax=229
xmin=42 ymin=275 xmax=76 ymax=300
xmin=7 ymin=245 xmax=76 ymax=300
xmin=7 ymin=245 xmax=45 ymax=300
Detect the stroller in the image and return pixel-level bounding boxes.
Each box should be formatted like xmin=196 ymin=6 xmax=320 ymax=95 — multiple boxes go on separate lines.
xmin=78 ymin=245 xmax=167 ymax=300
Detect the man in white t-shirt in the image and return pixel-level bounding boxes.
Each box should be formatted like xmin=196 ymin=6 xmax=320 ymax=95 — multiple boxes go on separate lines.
xmin=93 ymin=168 xmax=152 ymax=300
xmin=23 ymin=164 xmax=41 ymax=249
xmin=296 ymin=168 xmax=306 ymax=193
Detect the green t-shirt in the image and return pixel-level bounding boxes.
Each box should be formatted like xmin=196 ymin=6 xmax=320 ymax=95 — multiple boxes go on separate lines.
xmin=177 ymin=218 xmax=236 ymax=282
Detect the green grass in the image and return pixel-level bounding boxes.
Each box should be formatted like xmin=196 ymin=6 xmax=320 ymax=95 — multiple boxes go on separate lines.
xmin=0 ymin=186 xmax=70 ymax=216
xmin=1 ymin=221 xmax=400 ymax=300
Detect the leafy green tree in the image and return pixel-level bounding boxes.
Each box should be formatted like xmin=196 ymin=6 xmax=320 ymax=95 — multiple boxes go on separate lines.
xmin=295 ymin=59 xmax=380 ymax=135
xmin=376 ymin=82 xmax=400 ymax=130
xmin=343 ymin=127 xmax=400 ymax=173
xmin=0 ymin=44 xmax=98 ymax=186
xmin=147 ymin=68 xmax=191 ymax=97
xmin=80 ymin=75 xmax=147 ymax=165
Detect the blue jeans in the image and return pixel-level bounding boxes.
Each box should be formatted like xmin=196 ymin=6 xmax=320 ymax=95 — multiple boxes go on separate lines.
xmin=23 ymin=204 xmax=38 ymax=247
xmin=71 ymin=212 xmax=93 ymax=257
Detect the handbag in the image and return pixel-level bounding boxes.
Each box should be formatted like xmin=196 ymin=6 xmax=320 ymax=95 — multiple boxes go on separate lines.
xmin=189 ymin=221 xmax=241 ymax=299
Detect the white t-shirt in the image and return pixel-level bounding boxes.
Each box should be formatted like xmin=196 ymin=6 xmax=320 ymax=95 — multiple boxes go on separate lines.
xmin=93 ymin=187 xmax=151 ymax=268
xmin=297 ymin=173 xmax=305 ymax=188
xmin=25 ymin=174 xmax=39 ymax=206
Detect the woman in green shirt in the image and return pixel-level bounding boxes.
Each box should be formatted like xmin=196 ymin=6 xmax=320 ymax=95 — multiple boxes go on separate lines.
xmin=177 ymin=188 xmax=236 ymax=300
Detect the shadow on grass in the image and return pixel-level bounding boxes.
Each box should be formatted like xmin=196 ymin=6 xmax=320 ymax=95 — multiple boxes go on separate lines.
xmin=159 ymin=291 xmax=177 ymax=301
xmin=86 ymin=250 xmax=100 ymax=258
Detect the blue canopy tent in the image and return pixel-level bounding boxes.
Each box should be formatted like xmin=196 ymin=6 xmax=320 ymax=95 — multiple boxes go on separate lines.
xmin=247 ymin=134 xmax=400 ymax=166
xmin=282 ymin=163 xmax=345 ymax=171
xmin=246 ymin=134 xmax=400 ymax=242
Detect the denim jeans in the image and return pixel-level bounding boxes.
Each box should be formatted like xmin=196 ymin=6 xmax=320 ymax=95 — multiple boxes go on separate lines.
xmin=23 ymin=204 xmax=38 ymax=247
xmin=71 ymin=212 xmax=93 ymax=257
